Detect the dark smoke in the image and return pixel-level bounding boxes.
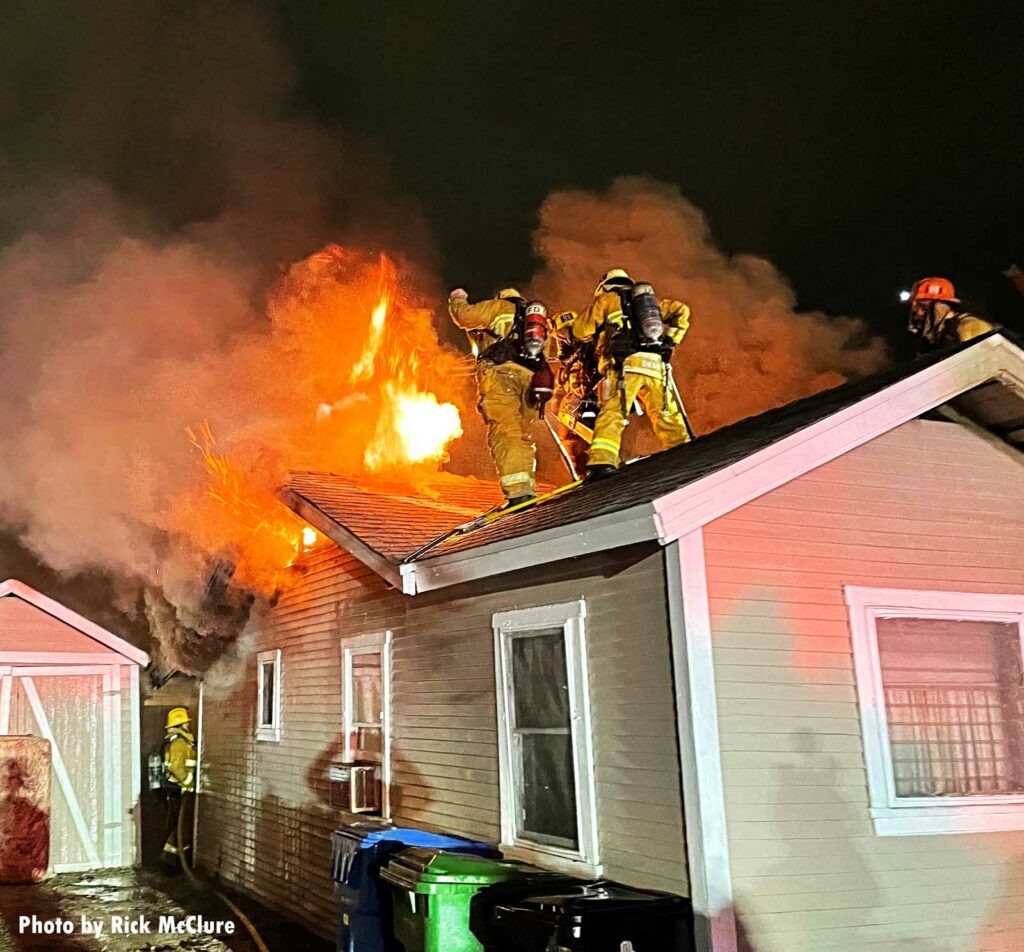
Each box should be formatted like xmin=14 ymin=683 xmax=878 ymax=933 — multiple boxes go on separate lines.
xmin=530 ymin=178 xmax=889 ymax=439
xmin=0 ymin=1 xmax=438 ymax=676
xmin=0 ymin=9 xmax=891 ymax=679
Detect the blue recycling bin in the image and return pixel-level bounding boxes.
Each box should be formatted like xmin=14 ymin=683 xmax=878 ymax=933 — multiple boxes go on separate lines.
xmin=330 ymin=825 xmax=499 ymax=952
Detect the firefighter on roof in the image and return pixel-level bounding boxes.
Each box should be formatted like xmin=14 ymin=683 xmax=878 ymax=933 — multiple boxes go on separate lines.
xmin=449 ymin=287 xmax=554 ymax=505
xmin=572 ymin=269 xmax=694 ymax=478
xmin=551 ymin=308 xmax=601 ymax=476
xmin=160 ymin=707 xmax=196 ymax=870
xmin=906 ymin=277 xmax=993 ymax=350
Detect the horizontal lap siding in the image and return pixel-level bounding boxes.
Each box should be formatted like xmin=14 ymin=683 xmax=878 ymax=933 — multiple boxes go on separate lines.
xmin=395 ymin=545 xmax=688 ymax=892
xmin=703 ymin=419 xmax=1024 ymax=952
xmin=198 ymin=549 xmax=372 ymax=936
xmin=199 ymin=542 xmax=688 ymax=939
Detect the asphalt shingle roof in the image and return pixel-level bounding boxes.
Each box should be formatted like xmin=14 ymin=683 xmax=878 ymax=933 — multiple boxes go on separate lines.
xmin=285 ymin=471 xmax=506 ymax=562
xmin=285 ymin=333 xmax=1011 ymax=569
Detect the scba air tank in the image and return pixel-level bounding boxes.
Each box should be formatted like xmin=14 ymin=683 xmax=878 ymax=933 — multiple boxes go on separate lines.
xmin=522 ymin=301 xmax=548 ymax=357
xmin=631 ymin=282 xmax=664 ymax=342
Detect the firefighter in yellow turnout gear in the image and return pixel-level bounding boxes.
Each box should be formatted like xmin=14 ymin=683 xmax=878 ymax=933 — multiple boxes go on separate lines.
xmin=572 ymin=270 xmax=693 ymax=476
xmin=449 ymin=288 xmax=554 ymax=504
xmin=160 ymin=707 xmax=196 ymax=870
xmin=906 ymin=276 xmax=994 ymax=351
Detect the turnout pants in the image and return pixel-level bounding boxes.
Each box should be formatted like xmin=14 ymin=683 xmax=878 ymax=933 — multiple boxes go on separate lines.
xmin=161 ymin=790 xmax=193 ymax=868
xmin=589 ymin=353 xmax=691 ymax=468
xmin=478 ymin=361 xmax=538 ymax=500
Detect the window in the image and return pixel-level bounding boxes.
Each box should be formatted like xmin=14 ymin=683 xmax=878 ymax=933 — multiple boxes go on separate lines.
xmin=256 ymin=649 xmax=282 ymax=742
xmin=342 ymin=632 xmax=392 ymax=813
xmin=493 ymin=601 xmax=599 ymax=866
xmin=846 ymin=587 xmax=1024 ymax=835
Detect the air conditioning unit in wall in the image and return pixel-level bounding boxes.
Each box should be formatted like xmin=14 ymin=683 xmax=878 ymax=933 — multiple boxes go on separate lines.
xmin=328 ymin=762 xmax=381 ymax=814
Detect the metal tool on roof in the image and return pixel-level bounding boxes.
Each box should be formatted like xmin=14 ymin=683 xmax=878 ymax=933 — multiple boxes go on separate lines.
xmin=402 ymin=478 xmax=585 ymax=563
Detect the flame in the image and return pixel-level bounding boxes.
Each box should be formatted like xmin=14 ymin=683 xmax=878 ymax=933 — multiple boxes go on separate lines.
xmin=185 ymin=422 xmax=307 ymax=585
xmin=365 ymin=382 xmax=464 ymax=470
xmin=176 ymin=246 xmax=469 ymax=593
xmin=350 ymin=256 xmax=392 ymax=384
xmin=343 ymin=254 xmax=463 ymax=472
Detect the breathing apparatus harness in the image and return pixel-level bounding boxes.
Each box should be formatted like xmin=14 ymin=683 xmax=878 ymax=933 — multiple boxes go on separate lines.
xmin=600 ymin=281 xmax=677 ymax=417
xmin=474 ymin=297 xmax=554 ymax=414
xmin=151 ymin=728 xmax=196 ymax=794
xmin=611 ymin=282 xmax=670 ymax=361
xmin=909 ymin=301 xmax=970 ymax=353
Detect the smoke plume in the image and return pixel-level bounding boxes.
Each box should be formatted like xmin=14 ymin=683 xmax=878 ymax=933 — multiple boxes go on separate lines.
xmin=0 ymin=8 xmax=888 ymax=677
xmin=530 ymin=178 xmax=888 ymax=441
xmin=0 ymin=2 xmax=462 ymax=674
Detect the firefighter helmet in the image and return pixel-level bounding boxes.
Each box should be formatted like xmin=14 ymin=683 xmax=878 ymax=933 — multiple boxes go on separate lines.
xmin=496 ymin=288 xmax=524 ymax=301
xmin=594 ymin=268 xmax=633 ymax=297
xmin=910 ymin=277 xmax=959 ymax=304
xmin=165 ymin=707 xmax=190 ymax=729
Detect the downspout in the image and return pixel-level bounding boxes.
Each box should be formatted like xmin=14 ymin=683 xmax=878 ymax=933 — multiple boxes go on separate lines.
xmin=192 ymin=680 xmax=204 ymax=861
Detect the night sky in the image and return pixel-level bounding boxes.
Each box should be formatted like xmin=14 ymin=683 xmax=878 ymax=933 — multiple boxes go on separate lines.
xmin=0 ymin=0 xmax=1021 ymax=639
xmin=280 ymin=0 xmax=1023 ymax=342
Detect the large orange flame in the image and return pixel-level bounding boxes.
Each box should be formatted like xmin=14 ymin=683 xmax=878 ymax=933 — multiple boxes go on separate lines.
xmin=184 ymin=422 xmax=317 ymax=587
xmin=176 ymin=247 xmax=469 ymax=593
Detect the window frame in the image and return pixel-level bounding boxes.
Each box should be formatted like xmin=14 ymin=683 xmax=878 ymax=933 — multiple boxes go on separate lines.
xmin=845 ymin=586 xmax=1024 ymax=836
xmin=493 ymin=600 xmax=599 ymax=868
xmin=255 ymin=649 xmax=282 ymax=743
xmin=341 ymin=631 xmax=392 ymax=818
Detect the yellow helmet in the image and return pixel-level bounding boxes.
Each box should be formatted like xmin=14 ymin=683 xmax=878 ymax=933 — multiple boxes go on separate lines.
xmin=166 ymin=707 xmax=190 ymax=729
xmin=594 ymin=268 xmax=632 ymax=297
xmin=496 ymin=288 xmax=523 ymax=301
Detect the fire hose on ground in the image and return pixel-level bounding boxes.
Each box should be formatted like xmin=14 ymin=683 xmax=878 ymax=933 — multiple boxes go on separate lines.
xmin=176 ymin=792 xmax=272 ymax=952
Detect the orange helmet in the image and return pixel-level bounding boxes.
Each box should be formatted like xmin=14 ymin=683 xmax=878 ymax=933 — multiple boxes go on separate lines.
xmin=910 ymin=277 xmax=959 ymax=304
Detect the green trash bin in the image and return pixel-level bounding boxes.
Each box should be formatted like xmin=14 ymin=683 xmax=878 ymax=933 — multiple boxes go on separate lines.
xmin=379 ymin=847 xmax=545 ymax=952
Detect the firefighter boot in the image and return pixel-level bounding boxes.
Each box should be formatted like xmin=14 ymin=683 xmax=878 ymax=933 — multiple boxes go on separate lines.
xmin=586 ymin=465 xmax=616 ymax=482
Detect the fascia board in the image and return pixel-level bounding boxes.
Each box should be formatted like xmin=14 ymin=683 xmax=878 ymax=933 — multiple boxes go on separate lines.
xmin=403 ymin=503 xmax=658 ymax=594
xmin=279 ymin=488 xmax=403 ymax=590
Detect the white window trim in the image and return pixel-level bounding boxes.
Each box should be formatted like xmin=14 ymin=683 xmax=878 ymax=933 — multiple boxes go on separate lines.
xmin=341 ymin=631 xmax=392 ymax=818
xmin=256 ymin=649 xmax=282 ymax=742
xmin=845 ymin=586 xmax=1024 ymax=836
xmin=493 ymin=600 xmax=600 ymax=871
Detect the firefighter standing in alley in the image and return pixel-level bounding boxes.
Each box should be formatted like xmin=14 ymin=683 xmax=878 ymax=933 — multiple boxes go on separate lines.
xmin=906 ymin=276 xmax=993 ymax=351
xmin=572 ymin=269 xmax=694 ymax=478
xmin=449 ymin=287 xmax=554 ymax=505
xmin=160 ymin=707 xmax=196 ymax=871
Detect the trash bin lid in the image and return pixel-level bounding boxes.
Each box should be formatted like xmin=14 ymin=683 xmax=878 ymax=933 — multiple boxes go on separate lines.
xmin=360 ymin=827 xmax=495 ymax=851
xmin=504 ymin=880 xmax=691 ymax=916
xmin=380 ymin=848 xmax=529 ymax=893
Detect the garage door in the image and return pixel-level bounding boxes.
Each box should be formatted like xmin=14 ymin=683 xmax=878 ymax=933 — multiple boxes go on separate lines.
xmin=0 ymin=666 xmax=123 ymax=872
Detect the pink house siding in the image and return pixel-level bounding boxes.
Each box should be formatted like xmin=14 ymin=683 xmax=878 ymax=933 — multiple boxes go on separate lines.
xmin=0 ymin=598 xmax=112 ymax=654
xmin=703 ymin=418 xmax=1024 ymax=951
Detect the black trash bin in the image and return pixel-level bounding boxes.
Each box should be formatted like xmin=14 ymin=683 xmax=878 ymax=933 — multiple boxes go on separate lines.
xmin=470 ymin=878 xmax=695 ymax=952
xmin=330 ymin=825 xmax=499 ymax=952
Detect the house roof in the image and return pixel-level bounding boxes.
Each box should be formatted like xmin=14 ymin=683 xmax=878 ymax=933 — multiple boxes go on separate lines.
xmin=283 ymin=331 xmax=1024 ymax=593
xmin=0 ymin=579 xmax=150 ymax=665
xmin=280 ymin=472 xmax=508 ymax=586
